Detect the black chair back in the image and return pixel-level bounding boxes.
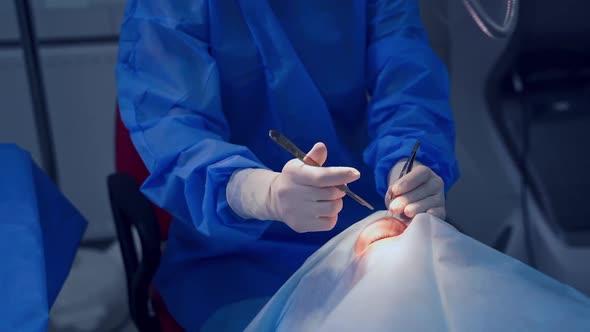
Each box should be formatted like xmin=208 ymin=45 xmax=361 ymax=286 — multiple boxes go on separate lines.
xmin=108 ymin=173 xmax=162 ymax=332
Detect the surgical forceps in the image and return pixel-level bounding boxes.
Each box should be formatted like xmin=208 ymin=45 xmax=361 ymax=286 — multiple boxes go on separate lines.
xmin=386 ymin=141 xmax=421 ymax=223
xmin=269 ymin=130 xmax=374 ymax=211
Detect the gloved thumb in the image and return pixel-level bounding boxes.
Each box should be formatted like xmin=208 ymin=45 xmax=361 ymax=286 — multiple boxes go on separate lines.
xmin=304 ymin=142 xmax=328 ymax=166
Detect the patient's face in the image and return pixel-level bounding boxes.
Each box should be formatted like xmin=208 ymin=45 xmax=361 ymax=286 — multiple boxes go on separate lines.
xmin=354 ymin=216 xmax=407 ymax=256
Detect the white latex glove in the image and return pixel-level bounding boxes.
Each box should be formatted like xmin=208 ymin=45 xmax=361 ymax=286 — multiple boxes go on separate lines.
xmin=385 ymin=160 xmax=446 ymax=219
xmin=227 ymin=143 xmax=360 ymax=233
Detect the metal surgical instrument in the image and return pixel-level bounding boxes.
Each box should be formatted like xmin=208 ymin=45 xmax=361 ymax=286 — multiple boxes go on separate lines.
xmin=386 ymin=141 xmax=421 ymax=222
xmin=269 ymin=130 xmax=374 ymax=211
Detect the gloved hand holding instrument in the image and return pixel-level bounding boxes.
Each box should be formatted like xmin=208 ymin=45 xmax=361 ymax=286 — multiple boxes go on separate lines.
xmin=226 ymin=131 xmax=368 ymax=233
xmin=386 ymin=141 xmax=447 ymax=222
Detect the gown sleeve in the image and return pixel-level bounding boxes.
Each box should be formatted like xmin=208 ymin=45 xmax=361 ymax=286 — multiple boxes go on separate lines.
xmin=363 ymin=0 xmax=460 ymax=196
xmin=116 ymin=0 xmax=271 ymax=245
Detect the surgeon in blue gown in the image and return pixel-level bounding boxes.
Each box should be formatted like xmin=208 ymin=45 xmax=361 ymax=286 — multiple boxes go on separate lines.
xmin=117 ymin=0 xmax=460 ymax=329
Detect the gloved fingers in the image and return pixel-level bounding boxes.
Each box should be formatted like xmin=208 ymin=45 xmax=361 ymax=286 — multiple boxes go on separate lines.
xmin=403 ymin=194 xmax=445 ymax=218
xmin=391 ymin=165 xmax=436 ymax=196
xmin=387 ymin=178 xmax=440 ymax=214
xmin=287 ymin=216 xmax=337 ymax=233
xmin=313 ymin=199 xmax=344 ymax=217
xmin=426 ymin=207 xmax=446 ymax=220
xmin=290 ymin=164 xmax=360 ymax=187
xmin=308 ymin=186 xmax=346 ymax=201
xmin=304 ymin=142 xmax=328 ymax=166
xmin=317 ymin=216 xmax=338 ymax=231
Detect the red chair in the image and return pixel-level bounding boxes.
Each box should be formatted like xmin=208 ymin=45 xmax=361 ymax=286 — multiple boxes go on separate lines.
xmin=115 ymin=110 xmax=172 ymax=240
xmin=109 ymin=106 xmax=183 ymax=332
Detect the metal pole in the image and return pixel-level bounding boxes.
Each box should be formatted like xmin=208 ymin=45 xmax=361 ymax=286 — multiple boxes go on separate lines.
xmin=14 ymin=0 xmax=59 ymax=184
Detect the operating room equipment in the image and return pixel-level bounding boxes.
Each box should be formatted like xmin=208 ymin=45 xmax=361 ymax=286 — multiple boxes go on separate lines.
xmin=387 ymin=141 xmax=421 ymax=222
xmin=485 ymin=0 xmax=590 ymax=293
xmin=13 ymin=0 xmax=58 ymax=183
xmin=463 ymin=0 xmax=519 ymax=38
xmin=269 ymin=130 xmax=374 ymax=211
xmin=246 ymin=212 xmax=590 ymax=332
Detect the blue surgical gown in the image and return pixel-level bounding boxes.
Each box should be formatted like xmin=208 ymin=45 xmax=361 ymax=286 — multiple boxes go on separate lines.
xmin=117 ymin=0 xmax=459 ymax=329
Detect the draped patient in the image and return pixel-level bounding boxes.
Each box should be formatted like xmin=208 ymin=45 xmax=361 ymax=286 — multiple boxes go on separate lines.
xmin=246 ymin=212 xmax=590 ymax=332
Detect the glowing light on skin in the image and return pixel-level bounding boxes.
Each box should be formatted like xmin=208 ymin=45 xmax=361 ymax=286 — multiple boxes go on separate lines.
xmin=354 ymin=216 xmax=407 ymax=256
